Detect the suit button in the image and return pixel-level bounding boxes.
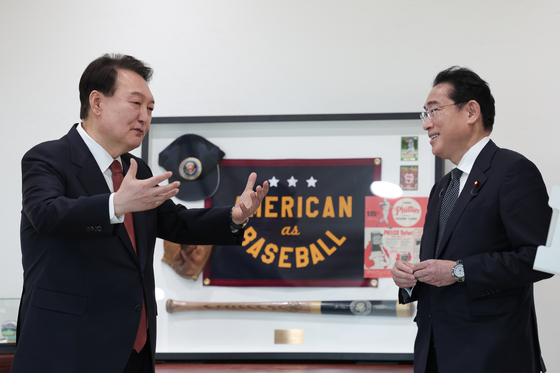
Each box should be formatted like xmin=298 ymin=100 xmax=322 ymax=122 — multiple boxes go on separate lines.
xmin=135 ymin=305 xmax=142 ymax=312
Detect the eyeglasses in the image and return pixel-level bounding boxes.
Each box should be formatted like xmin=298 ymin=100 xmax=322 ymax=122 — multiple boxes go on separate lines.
xmin=420 ymin=103 xmax=461 ymax=123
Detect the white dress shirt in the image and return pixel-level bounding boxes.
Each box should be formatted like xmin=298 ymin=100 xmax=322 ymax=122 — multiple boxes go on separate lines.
xmin=455 ymin=136 xmax=490 ymax=194
xmin=76 ymin=123 xmax=124 ymax=224
xmin=404 ymin=136 xmax=490 ymax=296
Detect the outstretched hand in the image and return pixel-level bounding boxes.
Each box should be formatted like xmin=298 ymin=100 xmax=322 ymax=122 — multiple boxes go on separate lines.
xmin=113 ymin=159 xmax=181 ymax=216
xmin=231 ymin=172 xmax=269 ymax=225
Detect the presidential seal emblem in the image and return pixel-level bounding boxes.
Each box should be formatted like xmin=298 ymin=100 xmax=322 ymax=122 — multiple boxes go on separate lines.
xmin=350 ymin=300 xmax=372 ymax=316
xmin=179 ymin=157 xmax=202 ymax=180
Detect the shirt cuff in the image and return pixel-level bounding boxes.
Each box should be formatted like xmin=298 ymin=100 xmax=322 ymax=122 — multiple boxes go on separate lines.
xmin=109 ymin=193 xmax=125 ymax=224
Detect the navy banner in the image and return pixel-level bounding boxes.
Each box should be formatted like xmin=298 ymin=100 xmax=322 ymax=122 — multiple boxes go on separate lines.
xmin=203 ymin=158 xmax=381 ymax=287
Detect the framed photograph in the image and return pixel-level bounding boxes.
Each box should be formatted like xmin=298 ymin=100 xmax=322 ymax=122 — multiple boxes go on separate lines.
xmin=141 ymin=113 xmax=443 ymax=362
xmin=400 ymin=136 xmax=419 ymax=161
xmin=400 ymin=165 xmax=419 ymax=191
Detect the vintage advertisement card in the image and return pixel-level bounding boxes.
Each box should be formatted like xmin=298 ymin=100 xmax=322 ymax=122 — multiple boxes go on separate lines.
xmin=364 ymin=196 xmax=428 ymax=278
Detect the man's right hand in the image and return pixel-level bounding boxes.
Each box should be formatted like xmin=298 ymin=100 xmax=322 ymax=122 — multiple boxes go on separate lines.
xmin=113 ymin=158 xmax=180 ymax=216
xmin=391 ymin=260 xmax=417 ymax=289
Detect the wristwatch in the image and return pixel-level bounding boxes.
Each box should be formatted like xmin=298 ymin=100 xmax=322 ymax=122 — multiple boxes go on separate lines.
xmin=451 ymin=260 xmax=465 ymax=283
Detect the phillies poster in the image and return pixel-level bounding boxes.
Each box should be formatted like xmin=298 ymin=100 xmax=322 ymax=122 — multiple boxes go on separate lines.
xmin=364 ymin=196 xmax=428 ymax=278
xmin=203 ymin=158 xmax=381 ymax=287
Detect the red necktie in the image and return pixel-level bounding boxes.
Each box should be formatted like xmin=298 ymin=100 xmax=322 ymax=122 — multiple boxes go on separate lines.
xmin=110 ymin=160 xmax=147 ymax=352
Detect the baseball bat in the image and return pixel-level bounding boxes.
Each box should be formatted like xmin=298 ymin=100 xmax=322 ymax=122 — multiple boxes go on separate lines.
xmin=166 ymin=299 xmax=413 ymax=317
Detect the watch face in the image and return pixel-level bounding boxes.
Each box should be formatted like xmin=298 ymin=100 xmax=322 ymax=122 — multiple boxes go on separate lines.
xmin=453 ymin=264 xmax=465 ymax=278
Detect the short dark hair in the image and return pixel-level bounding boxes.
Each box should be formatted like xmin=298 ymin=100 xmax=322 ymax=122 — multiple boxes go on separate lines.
xmin=79 ymin=54 xmax=153 ymax=120
xmin=433 ymin=66 xmax=495 ymax=132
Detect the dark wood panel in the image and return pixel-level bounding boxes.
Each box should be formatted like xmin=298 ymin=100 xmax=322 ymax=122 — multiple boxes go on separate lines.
xmin=0 ymin=354 xmax=14 ymax=370
xmin=155 ymin=363 xmax=414 ymax=373
xmin=1 ymin=354 xmax=415 ymax=372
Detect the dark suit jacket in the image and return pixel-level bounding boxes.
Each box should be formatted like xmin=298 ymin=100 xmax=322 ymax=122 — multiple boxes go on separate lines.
xmin=13 ymin=125 xmax=241 ymax=373
xmin=400 ymin=140 xmax=553 ymax=373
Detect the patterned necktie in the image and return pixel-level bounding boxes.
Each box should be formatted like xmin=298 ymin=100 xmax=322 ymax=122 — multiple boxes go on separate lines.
xmin=110 ymin=160 xmax=147 ymax=352
xmin=435 ymin=168 xmax=463 ymax=258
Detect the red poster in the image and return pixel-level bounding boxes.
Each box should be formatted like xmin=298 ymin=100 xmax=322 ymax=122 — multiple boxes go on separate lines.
xmin=364 ymin=196 xmax=428 ymax=278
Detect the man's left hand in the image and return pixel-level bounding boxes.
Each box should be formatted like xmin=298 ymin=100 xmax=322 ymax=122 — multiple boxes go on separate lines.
xmin=231 ymin=172 xmax=269 ymax=225
xmin=412 ymin=259 xmax=456 ymax=287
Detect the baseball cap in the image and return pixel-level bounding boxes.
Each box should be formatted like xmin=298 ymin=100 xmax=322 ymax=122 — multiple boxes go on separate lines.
xmin=158 ymin=134 xmax=225 ymax=201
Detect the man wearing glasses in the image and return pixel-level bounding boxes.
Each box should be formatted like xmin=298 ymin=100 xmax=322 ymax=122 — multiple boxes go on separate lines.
xmin=391 ymin=66 xmax=552 ymax=373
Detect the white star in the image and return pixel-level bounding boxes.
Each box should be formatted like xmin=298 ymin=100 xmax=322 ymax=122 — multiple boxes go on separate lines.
xmin=268 ymin=176 xmax=280 ymax=187
xmin=306 ymin=176 xmax=318 ymax=187
xmin=287 ymin=176 xmax=298 ymax=187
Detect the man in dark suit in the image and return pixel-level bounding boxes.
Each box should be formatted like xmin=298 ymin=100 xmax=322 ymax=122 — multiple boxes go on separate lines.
xmin=13 ymin=54 xmax=269 ymax=373
xmin=391 ymin=66 xmax=553 ymax=373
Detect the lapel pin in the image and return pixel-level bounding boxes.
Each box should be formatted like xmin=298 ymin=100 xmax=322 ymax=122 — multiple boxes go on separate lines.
xmin=471 ymin=180 xmax=481 ymax=196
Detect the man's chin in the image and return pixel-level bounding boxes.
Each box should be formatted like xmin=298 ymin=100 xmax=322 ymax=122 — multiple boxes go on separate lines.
xmin=125 ymin=141 xmax=142 ymax=154
xmin=430 ymin=144 xmax=444 ymax=159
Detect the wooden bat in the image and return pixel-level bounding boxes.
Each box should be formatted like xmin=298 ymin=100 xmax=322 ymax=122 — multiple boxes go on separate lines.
xmin=166 ymin=299 xmax=413 ymax=317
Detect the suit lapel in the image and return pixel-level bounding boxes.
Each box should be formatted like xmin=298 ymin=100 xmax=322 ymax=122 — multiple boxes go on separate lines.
xmin=69 ymin=125 xmax=142 ymax=266
xmin=68 ymin=125 xmax=111 ymax=197
xmin=434 ymin=141 xmax=497 ymax=258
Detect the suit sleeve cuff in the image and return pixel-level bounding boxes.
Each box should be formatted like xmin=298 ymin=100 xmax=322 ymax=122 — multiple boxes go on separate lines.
xmin=399 ymin=287 xmax=415 ymax=304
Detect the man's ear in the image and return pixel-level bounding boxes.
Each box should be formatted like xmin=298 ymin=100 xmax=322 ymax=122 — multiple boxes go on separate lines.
xmin=466 ymin=100 xmax=481 ymax=125
xmin=89 ymin=90 xmax=103 ymax=116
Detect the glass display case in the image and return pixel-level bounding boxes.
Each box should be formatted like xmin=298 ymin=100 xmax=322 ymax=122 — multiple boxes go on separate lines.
xmin=0 ymin=298 xmax=19 ymax=344
xmin=141 ymin=115 xmax=437 ymax=362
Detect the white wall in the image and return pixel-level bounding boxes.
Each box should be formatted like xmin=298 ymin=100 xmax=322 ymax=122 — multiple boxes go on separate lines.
xmin=2 ymin=0 xmax=560 ymax=367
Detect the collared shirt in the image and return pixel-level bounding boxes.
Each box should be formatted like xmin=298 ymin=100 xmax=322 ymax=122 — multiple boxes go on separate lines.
xmin=403 ymin=136 xmax=490 ymax=297
xmin=455 ymin=136 xmax=490 ymax=194
xmin=76 ymin=123 xmax=124 ymax=224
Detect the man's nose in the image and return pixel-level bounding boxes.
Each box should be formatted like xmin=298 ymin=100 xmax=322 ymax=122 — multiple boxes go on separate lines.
xmin=422 ymin=118 xmax=433 ymax=131
xmin=138 ymin=106 xmax=152 ymax=123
